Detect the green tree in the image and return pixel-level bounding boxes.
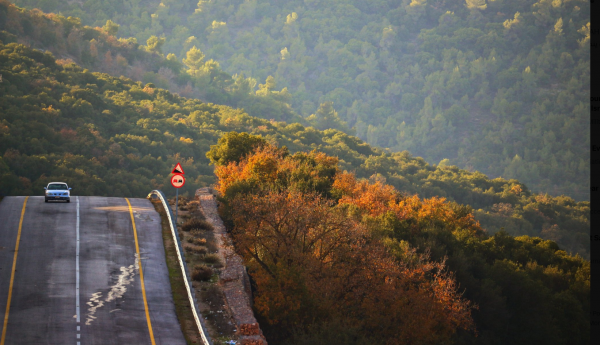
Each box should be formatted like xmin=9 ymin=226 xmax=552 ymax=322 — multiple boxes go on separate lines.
xmin=183 ymin=46 xmax=205 ymax=77
xmin=465 ymin=0 xmax=487 ymax=10
xmin=102 ymin=20 xmax=119 ymax=36
xmin=307 ymin=102 xmax=350 ymax=133
xmin=206 ymin=132 xmax=267 ymax=166
xmin=146 ymin=35 xmax=165 ymax=54
xmin=256 ymin=76 xmax=276 ymax=97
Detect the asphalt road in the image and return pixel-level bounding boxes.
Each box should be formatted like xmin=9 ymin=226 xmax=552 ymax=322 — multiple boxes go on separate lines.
xmin=0 ymin=196 xmax=187 ymax=345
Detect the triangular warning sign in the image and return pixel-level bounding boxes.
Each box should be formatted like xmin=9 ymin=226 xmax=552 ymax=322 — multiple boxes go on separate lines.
xmin=171 ymin=163 xmax=185 ymax=174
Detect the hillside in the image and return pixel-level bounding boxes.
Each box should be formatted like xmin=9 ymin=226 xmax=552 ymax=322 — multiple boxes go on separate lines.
xmin=8 ymin=0 xmax=590 ymax=201
xmin=208 ymin=135 xmax=589 ymax=345
xmin=0 ymin=40 xmax=589 ymax=260
xmin=0 ymin=0 xmax=303 ymax=124
xmin=0 ymin=42 xmax=588 ymax=343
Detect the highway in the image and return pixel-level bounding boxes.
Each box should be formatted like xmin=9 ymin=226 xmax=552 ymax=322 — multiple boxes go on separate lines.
xmin=0 ymin=196 xmax=187 ymax=345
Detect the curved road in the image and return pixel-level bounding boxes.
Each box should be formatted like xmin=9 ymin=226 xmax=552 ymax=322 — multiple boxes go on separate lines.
xmin=0 ymin=196 xmax=187 ymax=345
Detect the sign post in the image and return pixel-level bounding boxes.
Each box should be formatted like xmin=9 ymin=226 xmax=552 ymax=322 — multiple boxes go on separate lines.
xmin=170 ymin=163 xmax=185 ymax=227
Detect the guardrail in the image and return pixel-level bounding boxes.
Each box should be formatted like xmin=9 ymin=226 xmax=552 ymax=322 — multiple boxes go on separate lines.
xmin=147 ymin=190 xmax=212 ymax=345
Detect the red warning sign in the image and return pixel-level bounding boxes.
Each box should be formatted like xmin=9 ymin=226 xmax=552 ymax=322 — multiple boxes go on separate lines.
xmin=171 ymin=163 xmax=185 ymax=175
xmin=171 ymin=174 xmax=185 ymax=188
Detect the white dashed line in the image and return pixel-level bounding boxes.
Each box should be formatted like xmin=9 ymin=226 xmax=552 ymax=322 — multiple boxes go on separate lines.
xmin=76 ymin=196 xmax=81 ymax=344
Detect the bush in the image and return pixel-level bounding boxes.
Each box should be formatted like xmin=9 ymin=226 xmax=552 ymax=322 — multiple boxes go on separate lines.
xmin=183 ymin=243 xmax=208 ymax=255
xmin=182 ymin=218 xmax=213 ymax=232
xmin=192 ymin=265 xmax=213 ymax=281
xmin=194 ymin=238 xmax=207 ymax=245
xmin=203 ymin=253 xmax=222 ymax=267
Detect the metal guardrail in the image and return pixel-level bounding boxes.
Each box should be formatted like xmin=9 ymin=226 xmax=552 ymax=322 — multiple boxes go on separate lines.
xmin=147 ymin=190 xmax=212 ymax=345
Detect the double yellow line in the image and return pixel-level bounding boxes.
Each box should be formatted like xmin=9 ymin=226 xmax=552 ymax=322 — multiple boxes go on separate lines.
xmin=126 ymin=198 xmax=156 ymax=345
xmin=1 ymin=196 xmax=28 ymax=345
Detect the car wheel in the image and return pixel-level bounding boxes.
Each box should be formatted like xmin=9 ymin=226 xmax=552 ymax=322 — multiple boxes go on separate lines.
xmin=45 ymin=199 xmax=48 ymax=203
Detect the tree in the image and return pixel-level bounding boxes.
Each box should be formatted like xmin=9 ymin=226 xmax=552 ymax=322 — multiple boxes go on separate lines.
xmin=465 ymin=0 xmax=487 ymax=10
xmin=102 ymin=20 xmax=119 ymax=36
xmin=307 ymin=102 xmax=350 ymax=133
xmin=182 ymin=46 xmax=205 ymax=77
xmin=256 ymin=75 xmax=276 ymax=96
xmin=206 ymin=131 xmax=267 ymax=166
xmin=146 ymin=35 xmax=165 ymax=54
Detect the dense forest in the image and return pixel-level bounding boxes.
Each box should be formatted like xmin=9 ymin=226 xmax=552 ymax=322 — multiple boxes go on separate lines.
xmin=208 ymin=134 xmax=589 ymax=344
xmin=8 ymin=0 xmax=590 ymax=201
xmin=0 ymin=0 xmax=304 ymax=125
xmin=0 ymin=39 xmax=589 ymax=258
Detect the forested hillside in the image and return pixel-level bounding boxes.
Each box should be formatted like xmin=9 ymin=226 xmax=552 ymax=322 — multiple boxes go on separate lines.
xmin=0 ymin=41 xmax=589 ymax=257
xmin=9 ymin=0 xmax=590 ymax=201
xmin=0 ymin=0 xmax=303 ymax=124
xmin=209 ymin=135 xmax=589 ymax=345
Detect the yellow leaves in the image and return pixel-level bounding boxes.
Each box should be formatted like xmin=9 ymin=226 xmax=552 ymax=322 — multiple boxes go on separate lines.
xmin=578 ymin=22 xmax=590 ymax=47
xmin=503 ymin=12 xmax=521 ymax=30
xmin=142 ymin=85 xmax=155 ymax=95
xmin=42 ymin=104 xmax=60 ymax=117
xmin=280 ymin=47 xmax=290 ymax=60
xmin=409 ymin=0 xmax=427 ymax=7
xmin=285 ymin=12 xmax=298 ymax=25
xmin=179 ymin=137 xmax=193 ymax=144
xmin=465 ymin=0 xmax=487 ymax=10
xmin=211 ymin=20 xmax=226 ymax=31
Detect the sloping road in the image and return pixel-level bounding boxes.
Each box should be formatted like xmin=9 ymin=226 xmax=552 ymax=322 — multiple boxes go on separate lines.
xmin=0 ymin=196 xmax=187 ymax=345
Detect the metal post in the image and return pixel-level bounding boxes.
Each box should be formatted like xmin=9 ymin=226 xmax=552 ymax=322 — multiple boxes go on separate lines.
xmin=175 ymin=188 xmax=179 ymax=228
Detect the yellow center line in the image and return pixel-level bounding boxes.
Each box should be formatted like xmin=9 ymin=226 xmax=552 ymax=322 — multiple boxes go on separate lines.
xmin=125 ymin=198 xmax=156 ymax=345
xmin=1 ymin=196 xmax=29 ymax=345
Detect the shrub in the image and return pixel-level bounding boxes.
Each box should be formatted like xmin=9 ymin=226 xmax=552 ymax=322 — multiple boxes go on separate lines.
xmin=183 ymin=243 xmax=208 ymax=255
xmin=194 ymin=238 xmax=207 ymax=245
xmin=203 ymin=253 xmax=222 ymax=267
xmin=192 ymin=265 xmax=213 ymax=281
xmin=182 ymin=218 xmax=213 ymax=232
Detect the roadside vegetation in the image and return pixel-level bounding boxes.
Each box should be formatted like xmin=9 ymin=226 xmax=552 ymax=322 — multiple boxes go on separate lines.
xmin=151 ymin=195 xmax=237 ymax=345
xmin=209 ymin=133 xmax=590 ymax=345
xmin=170 ymin=196 xmax=238 ymax=345
xmin=150 ymin=197 xmax=203 ymax=345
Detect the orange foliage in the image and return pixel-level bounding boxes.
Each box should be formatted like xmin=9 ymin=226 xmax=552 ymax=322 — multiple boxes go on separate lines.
xmin=333 ymin=172 xmax=400 ymax=216
xmin=335 ymin=171 xmax=483 ymax=236
xmin=229 ymin=191 xmax=475 ymax=343
xmin=216 ymin=144 xmax=477 ymax=342
xmin=214 ymin=145 xmax=337 ymax=197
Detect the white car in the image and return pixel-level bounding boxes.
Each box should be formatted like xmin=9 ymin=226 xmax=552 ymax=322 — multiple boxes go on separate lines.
xmin=44 ymin=182 xmax=72 ymax=203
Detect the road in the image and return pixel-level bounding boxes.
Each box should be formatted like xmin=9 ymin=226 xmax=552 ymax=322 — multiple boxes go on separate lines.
xmin=0 ymin=196 xmax=187 ymax=345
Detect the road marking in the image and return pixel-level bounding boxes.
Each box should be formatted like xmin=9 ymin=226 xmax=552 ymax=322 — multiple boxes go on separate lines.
xmin=125 ymin=198 xmax=156 ymax=345
xmin=1 ymin=196 xmax=29 ymax=345
xmin=76 ymin=196 xmax=81 ymax=344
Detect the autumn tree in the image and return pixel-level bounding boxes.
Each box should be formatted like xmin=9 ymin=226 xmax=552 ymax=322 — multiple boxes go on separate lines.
xmin=228 ymin=190 xmax=475 ymax=343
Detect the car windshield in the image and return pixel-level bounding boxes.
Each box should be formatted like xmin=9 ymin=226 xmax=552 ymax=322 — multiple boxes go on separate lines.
xmin=48 ymin=184 xmax=68 ymax=190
